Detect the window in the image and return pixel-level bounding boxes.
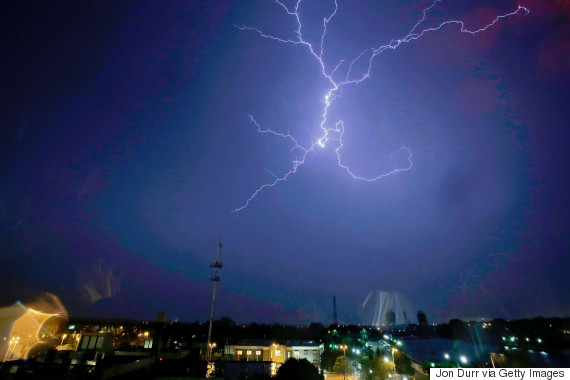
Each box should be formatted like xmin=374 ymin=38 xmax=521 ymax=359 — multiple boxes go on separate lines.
xmin=256 ymin=350 xmax=261 ymax=355
xmin=275 ymin=350 xmax=281 ymax=356
xmin=88 ymin=337 xmax=97 ymax=350
xmin=247 ymin=350 xmax=252 ymax=355
xmin=304 ymin=350 xmax=309 ymax=354
xmin=237 ymin=350 xmax=242 ymax=355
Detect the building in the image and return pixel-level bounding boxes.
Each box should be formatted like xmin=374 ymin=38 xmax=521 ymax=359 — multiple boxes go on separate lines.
xmin=286 ymin=341 xmax=324 ymax=368
xmin=417 ymin=311 xmax=427 ymax=325
xmin=385 ymin=310 xmax=396 ymax=328
xmin=225 ymin=340 xmax=324 ymax=370
xmin=77 ymin=332 xmax=114 ymax=357
xmin=231 ymin=342 xmax=286 ymax=363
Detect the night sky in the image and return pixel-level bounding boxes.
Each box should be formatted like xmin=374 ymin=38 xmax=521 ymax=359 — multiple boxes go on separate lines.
xmin=1 ymin=0 xmax=568 ymax=325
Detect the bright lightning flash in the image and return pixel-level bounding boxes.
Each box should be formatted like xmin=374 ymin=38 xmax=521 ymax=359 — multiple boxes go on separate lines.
xmin=233 ymin=0 xmax=529 ymax=214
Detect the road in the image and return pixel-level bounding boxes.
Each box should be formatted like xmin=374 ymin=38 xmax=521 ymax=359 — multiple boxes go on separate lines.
xmin=325 ymin=363 xmax=361 ymax=380
xmin=325 ymin=373 xmax=360 ymax=380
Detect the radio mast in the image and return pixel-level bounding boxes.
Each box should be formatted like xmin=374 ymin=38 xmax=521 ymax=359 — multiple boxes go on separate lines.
xmin=206 ymin=241 xmax=223 ymax=360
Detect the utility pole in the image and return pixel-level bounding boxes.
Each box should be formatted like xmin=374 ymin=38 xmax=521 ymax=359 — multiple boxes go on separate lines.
xmin=206 ymin=242 xmax=223 ymax=361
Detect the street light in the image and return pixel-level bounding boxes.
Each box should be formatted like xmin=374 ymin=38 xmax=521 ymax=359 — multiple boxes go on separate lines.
xmin=391 ymin=348 xmax=398 ymax=373
xmin=339 ymin=345 xmax=348 ymax=380
xmin=208 ymin=342 xmax=217 ymax=360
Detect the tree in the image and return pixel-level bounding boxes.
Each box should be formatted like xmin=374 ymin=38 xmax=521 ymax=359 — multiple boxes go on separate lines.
xmin=276 ymin=358 xmax=324 ymax=380
xmin=394 ymin=352 xmax=414 ymax=375
xmin=321 ymin=349 xmax=340 ymax=371
xmin=361 ymin=357 xmax=393 ymax=380
xmin=497 ymin=351 xmax=537 ymax=368
xmin=332 ymin=355 xmax=353 ymax=376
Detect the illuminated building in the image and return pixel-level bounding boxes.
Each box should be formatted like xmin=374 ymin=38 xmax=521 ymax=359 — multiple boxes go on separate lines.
xmin=228 ymin=340 xmax=323 ymax=369
xmin=232 ymin=342 xmax=286 ymax=363
xmin=286 ymin=341 xmax=324 ymax=368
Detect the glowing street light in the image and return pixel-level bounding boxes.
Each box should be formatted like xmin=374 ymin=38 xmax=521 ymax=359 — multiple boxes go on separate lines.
xmin=443 ymin=353 xmax=450 ymax=360
xmin=208 ymin=342 xmax=217 ymax=360
xmin=339 ymin=345 xmax=348 ymax=380
xmin=391 ymin=347 xmax=398 ymax=373
xmin=460 ymin=355 xmax=468 ymax=365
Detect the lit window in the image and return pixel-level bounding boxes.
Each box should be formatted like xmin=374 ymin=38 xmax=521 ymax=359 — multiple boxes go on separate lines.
xmin=275 ymin=350 xmax=281 ymax=356
xmin=256 ymin=350 xmax=261 ymax=355
xmin=247 ymin=350 xmax=252 ymax=355
xmin=237 ymin=350 xmax=242 ymax=355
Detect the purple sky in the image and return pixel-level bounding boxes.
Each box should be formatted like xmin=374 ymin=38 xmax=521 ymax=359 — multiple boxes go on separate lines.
xmin=1 ymin=0 xmax=569 ymax=324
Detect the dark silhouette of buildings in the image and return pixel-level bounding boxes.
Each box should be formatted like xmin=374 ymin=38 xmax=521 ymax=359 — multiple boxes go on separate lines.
xmin=417 ymin=311 xmax=427 ymax=325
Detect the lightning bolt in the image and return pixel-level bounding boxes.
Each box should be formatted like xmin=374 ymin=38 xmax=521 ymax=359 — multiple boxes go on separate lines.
xmin=233 ymin=0 xmax=529 ymax=214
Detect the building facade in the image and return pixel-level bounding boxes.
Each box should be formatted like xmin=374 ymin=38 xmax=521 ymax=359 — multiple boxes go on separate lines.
xmin=226 ymin=340 xmax=324 ymax=369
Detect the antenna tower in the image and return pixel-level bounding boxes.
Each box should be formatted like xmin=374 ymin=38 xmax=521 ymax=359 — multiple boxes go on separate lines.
xmin=206 ymin=241 xmax=223 ymax=360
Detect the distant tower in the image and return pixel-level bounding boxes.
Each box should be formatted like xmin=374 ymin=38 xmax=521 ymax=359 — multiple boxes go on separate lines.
xmin=417 ymin=310 xmax=427 ymax=325
xmin=403 ymin=311 xmax=411 ymax=325
xmin=333 ymin=296 xmax=338 ymax=325
xmin=385 ymin=309 xmax=396 ymax=328
xmin=206 ymin=242 xmax=223 ymax=360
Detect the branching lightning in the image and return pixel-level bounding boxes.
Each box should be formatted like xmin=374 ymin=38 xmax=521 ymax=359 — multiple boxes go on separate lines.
xmin=233 ymin=0 xmax=529 ymax=214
